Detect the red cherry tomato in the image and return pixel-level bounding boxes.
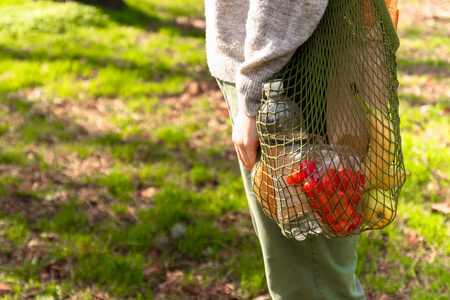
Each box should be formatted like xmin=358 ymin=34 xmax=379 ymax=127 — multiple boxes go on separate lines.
xmin=322 ymin=169 xmax=338 ymax=197
xmin=300 ymin=160 xmax=317 ymax=184
xmin=345 ymin=212 xmax=363 ymax=233
xmin=302 ymin=178 xmax=316 ymax=199
xmin=304 ymin=167 xmax=365 ymax=236
xmin=286 ymin=169 xmax=301 ymax=186
xmin=338 ymin=169 xmax=365 ymax=190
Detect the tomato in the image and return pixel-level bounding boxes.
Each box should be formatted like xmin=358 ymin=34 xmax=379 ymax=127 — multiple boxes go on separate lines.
xmin=329 ymin=215 xmax=345 ymax=235
xmin=304 ymin=167 xmax=365 ymax=236
xmin=286 ymin=176 xmax=294 ymax=186
xmin=302 ymin=178 xmax=317 ymax=199
xmin=331 ymin=169 xmax=342 ymax=188
xmin=350 ymin=187 xmax=363 ymax=205
xmin=338 ymin=169 xmax=366 ymax=190
xmin=322 ymin=169 xmax=338 ymax=197
xmin=286 ymin=169 xmax=302 ymax=186
xmin=300 ymin=160 xmax=317 ymax=184
xmin=344 ymin=212 xmax=363 ymax=233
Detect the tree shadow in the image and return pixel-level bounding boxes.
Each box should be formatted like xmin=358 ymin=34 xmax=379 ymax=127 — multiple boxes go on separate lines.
xmin=106 ymin=4 xmax=205 ymax=38
xmin=57 ymin=0 xmax=205 ymax=38
xmin=67 ymin=0 xmax=126 ymax=11
xmin=0 ymin=44 xmax=172 ymax=81
xmin=398 ymin=59 xmax=450 ymax=79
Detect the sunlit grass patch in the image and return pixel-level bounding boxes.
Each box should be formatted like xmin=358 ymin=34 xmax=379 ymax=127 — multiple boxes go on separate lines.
xmin=17 ymin=113 xmax=82 ymax=144
xmin=0 ymin=0 xmax=206 ymax=100
xmin=0 ymin=213 xmax=29 ymax=247
xmin=358 ymin=200 xmax=450 ymax=299
xmin=0 ymin=34 xmax=197 ymax=99
xmin=0 ymin=150 xmax=26 ymax=165
xmin=0 ymin=175 xmax=21 ymax=199
xmin=399 ymin=103 xmax=450 ymax=204
xmin=0 ymin=122 xmax=9 ymax=136
xmin=0 ymin=96 xmax=34 ymax=115
xmin=156 ymin=126 xmax=190 ymax=149
xmin=98 ymin=171 xmax=135 ymax=201
xmin=74 ymin=250 xmax=146 ymax=296
xmin=398 ymin=74 xmax=450 ymax=104
xmin=177 ymin=219 xmax=233 ymax=261
xmin=189 ymin=164 xmax=215 ymax=185
xmin=0 ymin=1 xmax=112 ymax=35
xmin=234 ymin=236 xmax=267 ymax=298
xmin=124 ymin=96 xmax=159 ymax=114
xmin=0 ymin=61 xmax=46 ymax=93
xmin=137 ymin=160 xmax=184 ymax=190
xmin=48 ymin=203 xmax=88 ymax=234
xmin=109 ymin=220 xmax=155 ymax=252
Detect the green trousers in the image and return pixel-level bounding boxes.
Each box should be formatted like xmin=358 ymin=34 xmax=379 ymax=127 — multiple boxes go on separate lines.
xmin=217 ymin=79 xmax=366 ymax=300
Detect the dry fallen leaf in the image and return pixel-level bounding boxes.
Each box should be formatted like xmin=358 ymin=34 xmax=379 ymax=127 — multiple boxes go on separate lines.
xmin=0 ymin=283 xmax=12 ymax=293
xmin=431 ymin=202 xmax=450 ymax=214
xmin=141 ymin=187 xmax=157 ymax=198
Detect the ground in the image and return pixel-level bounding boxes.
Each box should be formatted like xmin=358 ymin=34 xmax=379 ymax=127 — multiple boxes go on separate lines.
xmin=0 ymin=0 xmax=449 ymax=299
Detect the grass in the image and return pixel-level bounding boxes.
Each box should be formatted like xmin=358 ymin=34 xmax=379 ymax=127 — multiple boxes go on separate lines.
xmin=0 ymin=0 xmax=449 ymax=299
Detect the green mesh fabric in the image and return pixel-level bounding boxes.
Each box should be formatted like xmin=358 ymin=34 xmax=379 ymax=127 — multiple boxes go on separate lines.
xmin=251 ymin=0 xmax=408 ymax=239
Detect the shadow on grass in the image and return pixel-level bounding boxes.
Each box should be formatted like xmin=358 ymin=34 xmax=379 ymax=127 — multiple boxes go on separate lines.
xmin=0 ymin=44 xmax=173 ymax=81
xmin=65 ymin=0 xmax=126 ymax=11
xmin=398 ymin=58 xmax=450 ymax=79
xmin=78 ymin=0 xmax=205 ymax=38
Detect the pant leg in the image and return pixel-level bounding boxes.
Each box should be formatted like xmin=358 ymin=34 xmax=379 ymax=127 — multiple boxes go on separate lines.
xmin=216 ymin=78 xmax=366 ymax=300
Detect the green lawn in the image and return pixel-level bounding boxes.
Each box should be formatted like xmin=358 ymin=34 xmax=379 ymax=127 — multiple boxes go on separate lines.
xmin=0 ymin=0 xmax=448 ymax=299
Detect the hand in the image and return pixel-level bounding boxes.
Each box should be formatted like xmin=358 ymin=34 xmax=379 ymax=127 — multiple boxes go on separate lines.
xmin=232 ymin=111 xmax=260 ymax=172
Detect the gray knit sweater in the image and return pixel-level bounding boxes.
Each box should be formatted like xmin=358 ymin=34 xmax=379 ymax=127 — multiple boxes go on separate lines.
xmin=205 ymin=0 xmax=329 ymax=116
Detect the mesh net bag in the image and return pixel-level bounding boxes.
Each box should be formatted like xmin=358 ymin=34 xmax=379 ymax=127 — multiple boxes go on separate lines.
xmin=251 ymin=0 xmax=410 ymax=239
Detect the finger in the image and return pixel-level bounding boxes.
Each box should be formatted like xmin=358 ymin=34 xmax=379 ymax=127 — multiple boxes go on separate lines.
xmin=241 ymin=141 xmax=258 ymax=172
xmin=235 ymin=145 xmax=252 ymax=172
xmin=246 ymin=149 xmax=257 ymax=171
xmin=241 ymin=150 xmax=253 ymax=173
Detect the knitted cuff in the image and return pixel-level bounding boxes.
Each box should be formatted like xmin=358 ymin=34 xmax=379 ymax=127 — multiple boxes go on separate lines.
xmin=236 ymin=74 xmax=265 ymax=117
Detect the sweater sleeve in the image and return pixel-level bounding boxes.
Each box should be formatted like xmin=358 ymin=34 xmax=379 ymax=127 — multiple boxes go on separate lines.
xmin=236 ymin=0 xmax=329 ymax=116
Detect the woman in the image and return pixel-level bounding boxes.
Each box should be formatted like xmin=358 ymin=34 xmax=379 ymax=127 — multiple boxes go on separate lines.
xmin=205 ymin=1 xmax=366 ymax=299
